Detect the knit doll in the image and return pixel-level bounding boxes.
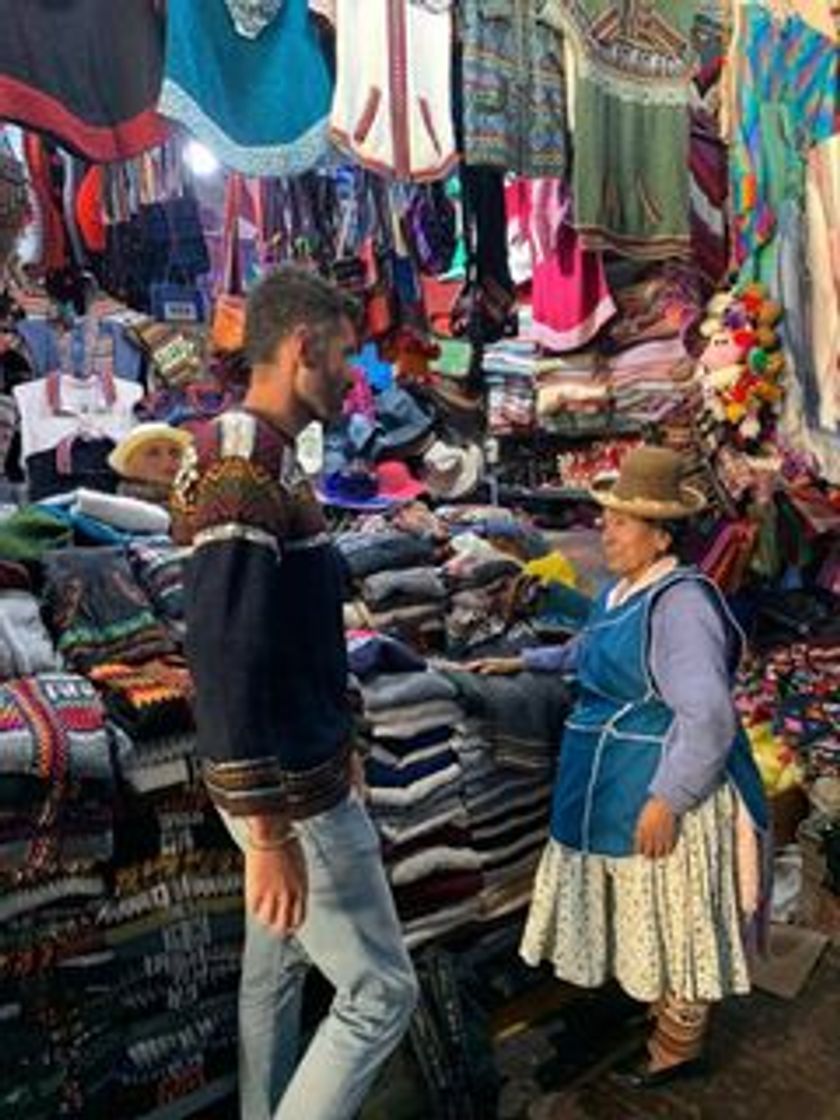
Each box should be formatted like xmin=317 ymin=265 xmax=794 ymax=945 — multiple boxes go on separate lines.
xmin=697 ymin=282 xmax=785 ymax=451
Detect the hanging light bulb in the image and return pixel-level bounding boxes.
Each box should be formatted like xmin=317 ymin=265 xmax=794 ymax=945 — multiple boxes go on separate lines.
xmin=184 ymin=139 xmax=220 ymax=177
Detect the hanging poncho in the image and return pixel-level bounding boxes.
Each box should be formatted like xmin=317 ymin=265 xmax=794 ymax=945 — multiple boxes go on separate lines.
xmin=159 ymin=0 xmax=332 ymax=177
xmin=0 ymin=0 xmax=167 ymax=162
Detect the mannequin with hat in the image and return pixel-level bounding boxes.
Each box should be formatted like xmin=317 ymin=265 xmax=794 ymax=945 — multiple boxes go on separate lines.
xmin=471 ymin=446 xmax=769 ymax=1089
xmin=108 ymin=422 xmax=194 ymax=507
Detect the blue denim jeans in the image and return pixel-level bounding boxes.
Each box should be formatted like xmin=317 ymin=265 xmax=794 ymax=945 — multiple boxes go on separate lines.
xmin=221 ymin=794 xmax=418 ymax=1120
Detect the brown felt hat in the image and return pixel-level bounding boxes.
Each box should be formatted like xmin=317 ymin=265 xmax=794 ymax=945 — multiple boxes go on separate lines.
xmin=590 ymin=446 xmax=706 ymax=520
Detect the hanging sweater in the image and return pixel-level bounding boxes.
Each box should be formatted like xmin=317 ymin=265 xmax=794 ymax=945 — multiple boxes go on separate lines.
xmin=329 ymin=0 xmax=458 ymax=181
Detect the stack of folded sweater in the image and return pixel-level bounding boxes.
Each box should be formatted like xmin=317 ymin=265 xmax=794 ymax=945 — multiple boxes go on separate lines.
xmin=340 ymin=528 xmax=446 ymax=651
xmin=483 ymin=340 xmax=538 ymax=436
xmin=360 ymin=566 xmax=448 ymax=647
xmin=41 ymin=545 xmax=198 ymax=795
xmin=0 ymin=532 xmax=242 ymax=1118
xmin=443 ymin=668 xmax=572 ymax=923
xmin=350 ymin=633 xmax=482 ymax=948
xmin=0 ymin=664 xmax=125 ymax=1117
xmin=442 ymin=536 xmax=526 ymax=659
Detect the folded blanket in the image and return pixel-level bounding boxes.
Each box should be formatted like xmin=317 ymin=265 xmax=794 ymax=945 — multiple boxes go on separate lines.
xmin=0 ymin=590 xmax=61 ymax=680
xmin=42 ymin=547 xmax=176 ymax=672
xmin=74 ymin=489 xmax=171 ymax=535
xmin=0 ymin=673 xmax=116 ymax=784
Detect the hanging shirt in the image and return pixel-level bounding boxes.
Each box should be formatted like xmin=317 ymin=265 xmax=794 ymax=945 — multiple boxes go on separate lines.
xmin=159 ymin=0 xmax=332 ymax=177
xmin=14 ymin=372 xmax=141 ymax=501
xmin=330 ymin=0 xmax=458 ymax=181
xmin=13 ymin=374 xmax=142 ymax=462
xmin=460 ymin=0 xmax=569 ymax=178
xmin=17 ymin=316 xmax=145 ymax=383
xmin=0 ymin=0 xmax=167 ymax=162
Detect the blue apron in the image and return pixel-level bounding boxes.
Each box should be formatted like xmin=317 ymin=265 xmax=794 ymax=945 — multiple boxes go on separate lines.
xmin=551 ymin=567 xmax=768 ymax=857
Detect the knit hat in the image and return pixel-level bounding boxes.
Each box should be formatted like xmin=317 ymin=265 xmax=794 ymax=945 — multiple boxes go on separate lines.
xmin=590 ymin=446 xmax=706 ymax=520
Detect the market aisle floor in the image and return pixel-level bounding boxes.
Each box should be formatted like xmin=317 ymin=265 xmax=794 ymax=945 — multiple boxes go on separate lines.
xmin=498 ymin=941 xmax=840 ymax=1120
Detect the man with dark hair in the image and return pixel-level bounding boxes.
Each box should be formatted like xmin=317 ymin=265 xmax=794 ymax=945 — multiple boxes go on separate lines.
xmin=174 ymin=267 xmax=417 ymax=1120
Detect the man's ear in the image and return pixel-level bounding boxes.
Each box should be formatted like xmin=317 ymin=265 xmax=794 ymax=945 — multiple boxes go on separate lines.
xmin=274 ymin=324 xmax=307 ymax=372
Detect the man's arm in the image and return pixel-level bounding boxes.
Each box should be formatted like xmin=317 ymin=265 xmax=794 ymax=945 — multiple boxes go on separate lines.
xmin=182 ymin=455 xmax=307 ymax=933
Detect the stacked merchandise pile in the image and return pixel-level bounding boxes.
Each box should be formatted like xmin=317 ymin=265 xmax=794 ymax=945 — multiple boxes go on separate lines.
xmin=442 ymin=533 xmax=529 ymax=660
xmin=351 ymin=633 xmax=481 ymax=949
xmin=483 ymin=340 xmax=539 ymax=438
xmin=0 ymin=559 xmax=126 ymax=1117
xmin=340 ymin=521 xmax=445 ymax=652
xmin=0 ymin=522 xmax=242 ymax=1118
xmin=340 ymin=506 xmax=584 ymax=950
xmin=444 ymin=669 xmax=570 ymax=926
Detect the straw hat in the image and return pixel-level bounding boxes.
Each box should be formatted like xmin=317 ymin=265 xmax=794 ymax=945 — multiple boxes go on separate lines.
xmin=590 ymin=446 xmax=706 ymax=520
xmin=108 ymin=423 xmax=193 ymax=478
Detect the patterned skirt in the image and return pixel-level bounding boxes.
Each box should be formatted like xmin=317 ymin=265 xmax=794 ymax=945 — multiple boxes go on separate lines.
xmin=520 ymin=784 xmax=758 ymax=1004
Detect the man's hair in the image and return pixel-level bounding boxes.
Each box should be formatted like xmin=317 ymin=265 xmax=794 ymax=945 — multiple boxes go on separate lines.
xmin=244 ymin=266 xmax=361 ymax=367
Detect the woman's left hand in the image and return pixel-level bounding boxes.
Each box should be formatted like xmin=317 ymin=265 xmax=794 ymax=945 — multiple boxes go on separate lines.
xmin=635 ymin=796 xmax=678 ymax=859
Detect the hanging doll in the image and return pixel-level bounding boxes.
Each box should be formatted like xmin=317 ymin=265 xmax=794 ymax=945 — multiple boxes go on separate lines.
xmin=697 ymin=282 xmax=786 ymax=450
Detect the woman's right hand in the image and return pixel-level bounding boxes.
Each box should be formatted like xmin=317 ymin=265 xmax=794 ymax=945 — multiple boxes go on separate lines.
xmin=466 ymin=657 xmax=525 ymax=676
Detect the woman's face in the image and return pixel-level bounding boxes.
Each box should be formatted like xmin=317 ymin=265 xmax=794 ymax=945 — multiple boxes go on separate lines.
xmin=601 ymin=509 xmax=671 ymax=579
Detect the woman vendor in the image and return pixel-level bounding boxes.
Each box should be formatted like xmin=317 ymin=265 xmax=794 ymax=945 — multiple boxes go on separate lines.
xmin=472 ymin=446 xmax=768 ymax=1088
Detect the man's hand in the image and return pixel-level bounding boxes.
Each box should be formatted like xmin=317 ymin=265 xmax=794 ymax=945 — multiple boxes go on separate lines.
xmin=350 ymin=749 xmax=368 ymax=800
xmin=635 ymin=796 xmax=678 ymax=859
xmin=245 ymin=837 xmax=308 ymax=935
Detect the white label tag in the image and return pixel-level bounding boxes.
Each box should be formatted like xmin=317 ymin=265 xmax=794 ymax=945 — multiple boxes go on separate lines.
xmin=296 ymin=421 xmax=324 ymax=475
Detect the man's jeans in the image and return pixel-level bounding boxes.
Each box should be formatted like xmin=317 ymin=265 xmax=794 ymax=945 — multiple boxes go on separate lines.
xmin=222 ymin=794 xmax=418 ymax=1120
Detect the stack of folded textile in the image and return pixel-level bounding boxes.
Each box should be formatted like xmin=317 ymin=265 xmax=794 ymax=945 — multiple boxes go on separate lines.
xmin=127 ymin=535 xmax=190 ymax=643
xmin=95 ymin=848 xmax=242 ymax=1117
xmin=349 ymin=632 xmax=481 ymax=948
xmin=483 ymin=339 xmax=538 ymax=436
xmin=41 ymin=545 xmax=197 ymax=795
xmin=0 ymin=669 xmax=125 ymax=1118
xmin=443 ymin=669 xmax=570 ymax=923
xmin=339 ymin=527 xmax=445 ymax=650
xmin=42 ymin=547 xmax=177 ymax=673
xmin=441 ymin=536 xmax=525 ymax=659
xmin=0 ymin=530 xmax=243 ymax=1117
xmin=360 ymin=566 xmax=448 ymax=647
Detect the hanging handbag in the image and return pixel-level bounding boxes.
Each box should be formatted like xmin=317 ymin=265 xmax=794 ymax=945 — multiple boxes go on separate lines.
xmin=211 ymin=175 xmax=247 ymax=353
xmin=406 ymin=182 xmax=457 ymax=276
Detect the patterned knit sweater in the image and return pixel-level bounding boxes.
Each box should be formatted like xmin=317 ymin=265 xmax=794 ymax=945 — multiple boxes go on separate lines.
xmin=172 ymin=408 xmax=351 ymax=820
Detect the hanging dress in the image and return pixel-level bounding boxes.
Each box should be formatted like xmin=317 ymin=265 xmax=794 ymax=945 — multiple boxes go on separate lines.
xmin=0 ymin=0 xmax=167 ymax=163
xmin=159 ymin=0 xmax=332 ymax=176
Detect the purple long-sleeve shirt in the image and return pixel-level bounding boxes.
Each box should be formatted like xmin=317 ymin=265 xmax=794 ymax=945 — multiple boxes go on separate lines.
xmin=522 ymin=582 xmax=738 ymax=815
